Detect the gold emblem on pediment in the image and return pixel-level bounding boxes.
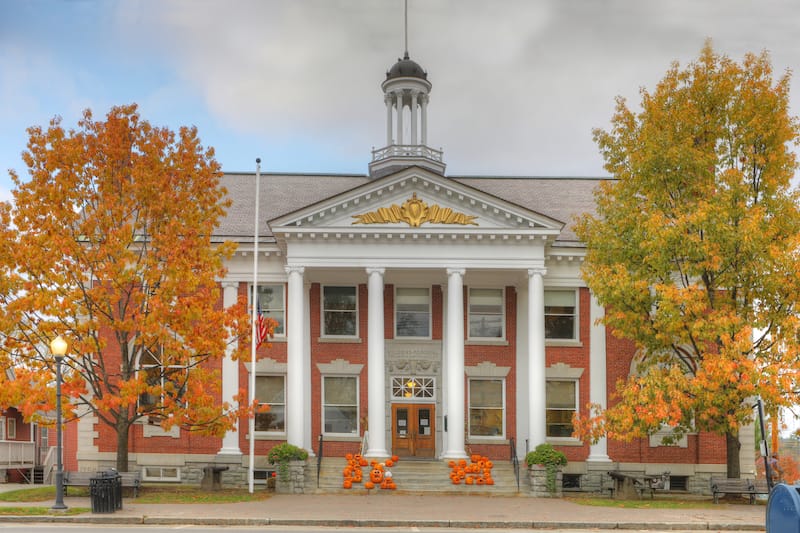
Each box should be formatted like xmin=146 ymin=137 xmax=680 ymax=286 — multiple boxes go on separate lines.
xmin=352 ymin=193 xmax=479 ymax=227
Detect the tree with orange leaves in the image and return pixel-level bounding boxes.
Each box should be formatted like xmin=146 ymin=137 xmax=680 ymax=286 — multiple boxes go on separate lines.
xmin=575 ymin=42 xmax=800 ymax=478
xmin=0 ymin=104 xmax=270 ymax=471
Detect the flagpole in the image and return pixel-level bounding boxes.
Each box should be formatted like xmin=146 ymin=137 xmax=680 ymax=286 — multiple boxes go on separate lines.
xmin=248 ymin=158 xmax=261 ymax=494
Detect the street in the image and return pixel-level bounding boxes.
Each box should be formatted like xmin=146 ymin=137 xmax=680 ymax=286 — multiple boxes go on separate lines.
xmin=0 ymin=525 xmax=765 ymax=533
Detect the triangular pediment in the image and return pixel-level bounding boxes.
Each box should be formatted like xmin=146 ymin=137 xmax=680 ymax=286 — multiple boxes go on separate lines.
xmin=269 ymin=167 xmax=564 ymax=237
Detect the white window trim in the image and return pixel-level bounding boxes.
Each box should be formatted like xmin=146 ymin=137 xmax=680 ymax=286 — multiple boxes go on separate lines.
xmin=649 ymin=425 xmax=689 ymax=448
xmin=544 ymin=288 xmax=580 ymax=342
xmin=254 ymin=374 xmax=287 ymax=437
xmin=545 ymin=378 xmax=580 ymax=445
xmin=467 ymin=287 xmax=506 ymax=341
xmin=141 ymin=466 xmax=181 ymax=482
xmin=0 ymin=417 xmax=5 ymax=440
xmin=321 ymin=285 xmax=360 ymax=339
xmin=467 ymin=377 xmax=506 ymax=440
xmin=394 ymin=286 xmax=432 ymax=340
xmin=391 ymin=376 xmax=437 ymax=401
xmin=251 ymin=283 xmax=287 ymax=338
xmin=137 ymin=346 xmax=189 ymax=412
xmin=321 ymin=375 xmax=360 ymax=437
xmin=6 ymin=418 xmax=16 ymax=440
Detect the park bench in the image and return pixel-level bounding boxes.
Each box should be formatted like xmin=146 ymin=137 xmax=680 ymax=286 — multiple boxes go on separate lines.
xmin=710 ymin=477 xmax=769 ymax=504
xmin=63 ymin=470 xmax=141 ymax=498
xmin=607 ymin=471 xmax=670 ymax=499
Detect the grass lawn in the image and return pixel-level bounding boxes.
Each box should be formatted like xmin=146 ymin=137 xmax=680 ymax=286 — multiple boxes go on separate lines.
xmin=565 ymin=495 xmax=753 ymax=509
xmin=135 ymin=485 xmax=272 ymax=504
xmin=0 ymin=484 xmax=270 ymax=515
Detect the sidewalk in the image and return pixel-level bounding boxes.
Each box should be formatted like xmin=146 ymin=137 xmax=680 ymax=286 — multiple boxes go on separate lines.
xmin=0 ymin=486 xmax=766 ymax=530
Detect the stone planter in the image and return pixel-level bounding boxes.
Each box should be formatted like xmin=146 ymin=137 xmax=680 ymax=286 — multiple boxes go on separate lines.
xmin=275 ymin=460 xmax=307 ymax=494
xmin=528 ymin=464 xmax=563 ymax=498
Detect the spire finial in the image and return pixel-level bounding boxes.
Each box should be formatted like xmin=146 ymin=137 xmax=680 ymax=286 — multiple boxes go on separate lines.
xmin=404 ymin=0 xmax=408 ymax=56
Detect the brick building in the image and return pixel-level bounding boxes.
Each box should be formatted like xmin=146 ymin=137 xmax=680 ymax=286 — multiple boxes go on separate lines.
xmin=65 ymin=48 xmax=752 ymax=494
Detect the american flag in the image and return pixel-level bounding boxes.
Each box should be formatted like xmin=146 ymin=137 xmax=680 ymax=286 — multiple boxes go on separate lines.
xmin=255 ymin=304 xmax=270 ymax=347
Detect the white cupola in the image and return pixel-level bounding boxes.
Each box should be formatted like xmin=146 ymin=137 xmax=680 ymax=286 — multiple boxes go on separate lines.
xmin=369 ymin=50 xmax=445 ymax=178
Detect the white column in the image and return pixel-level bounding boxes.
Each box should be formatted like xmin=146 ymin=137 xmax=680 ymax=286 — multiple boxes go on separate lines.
xmin=286 ymin=266 xmax=305 ymax=447
xmin=420 ymin=95 xmax=428 ymax=145
xmin=396 ymin=92 xmax=404 ymax=146
xmin=528 ymin=268 xmax=547 ymax=447
xmin=410 ymin=91 xmax=418 ymax=145
xmin=442 ymin=268 xmax=467 ymax=459
xmin=385 ymin=95 xmax=393 ymax=145
xmin=218 ymin=281 xmax=241 ymax=455
xmin=366 ymin=267 xmax=389 ymax=458
xmin=587 ymin=293 xmax=611 ymax=462
xmin=303 ymin=280 xmax=313 ymax=454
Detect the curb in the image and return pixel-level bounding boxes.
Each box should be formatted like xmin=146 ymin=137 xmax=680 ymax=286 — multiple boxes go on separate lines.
xmin=0 ymin=515 xmax=767 ymax=530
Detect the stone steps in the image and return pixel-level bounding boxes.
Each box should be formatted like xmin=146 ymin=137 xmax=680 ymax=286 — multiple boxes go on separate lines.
xmin=311 ymin=457 xmax=528 ymax=495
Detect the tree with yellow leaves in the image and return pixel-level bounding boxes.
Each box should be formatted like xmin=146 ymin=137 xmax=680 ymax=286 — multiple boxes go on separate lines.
xmin=0 ymin=104 xmax=267 ymax=471
xmin=575 ymin=42 xmax=800 ymax=478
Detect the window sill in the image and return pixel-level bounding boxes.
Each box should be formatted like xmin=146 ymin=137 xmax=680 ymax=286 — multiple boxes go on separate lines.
xmin=545 ymin=437 xmax=583 ymax=447
xmin=321 ymin=435 xmax=361 ymax=442
xmin=251 ymin=432 xmax=287 ymax=440
xmin=467 ymin=436 xmax=507 ymax=444
xmin=466 ymin=339 xmax=509 ymax=347
xmin=318 ymin=337 xmax=362 ymax=344
xmin=545 ymin=339 xmax=582 ymax=348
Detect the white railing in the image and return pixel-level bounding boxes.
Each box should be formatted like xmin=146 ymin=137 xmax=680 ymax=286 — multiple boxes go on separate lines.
xmin=0 ymin=440 xmax=35 ymax=468
xmin=372 ymin=144 xmax=444 ymax=162
xmin=41 ymin=446 xmax=56 ymax=484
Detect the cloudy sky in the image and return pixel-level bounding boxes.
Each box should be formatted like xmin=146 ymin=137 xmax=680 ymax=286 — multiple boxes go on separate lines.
xmin=2 ymin=0 xmax=800 ymax=203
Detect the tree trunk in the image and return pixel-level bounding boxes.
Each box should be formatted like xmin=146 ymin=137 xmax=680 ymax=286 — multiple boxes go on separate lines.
xmin=116 ymin=416 xmax=130 ymax=472
xmin=726 ymin=429 xmax=741 ymax=478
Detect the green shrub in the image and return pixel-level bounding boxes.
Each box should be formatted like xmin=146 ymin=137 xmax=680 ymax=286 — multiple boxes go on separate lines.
xmin=525 ymin=443 xmax=567 ymax=467
xmin=526 ymin=443 xmax=567 ymax=494
xmin=268 ymin=443 xmax=309 ymax=481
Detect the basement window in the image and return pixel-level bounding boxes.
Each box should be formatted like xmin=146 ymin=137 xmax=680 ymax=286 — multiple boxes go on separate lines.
xmin=142 ymin=466 xmax=180 ymax=482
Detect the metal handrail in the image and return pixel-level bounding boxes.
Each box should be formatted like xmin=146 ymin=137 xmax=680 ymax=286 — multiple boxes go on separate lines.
xmin=510 ymin=437 xmax=520 ymax=492
xmin=360 ymin=431 xmax=368 ymax=457
xmin=316 ymin=434 xmax=323 ymax=489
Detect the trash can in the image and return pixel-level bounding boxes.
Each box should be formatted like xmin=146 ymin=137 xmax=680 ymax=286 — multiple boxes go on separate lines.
xmin=767 ymin=483 xmax=800 ymax=532
xmin=101 ymin=469 xmax=122 ymax=510
xmin=90 ymin=474 xmax=114 ymax=514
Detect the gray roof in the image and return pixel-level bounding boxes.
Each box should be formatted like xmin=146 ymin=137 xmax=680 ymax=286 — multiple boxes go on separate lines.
xmin=216 ymin=172 xmax=607 ymax=245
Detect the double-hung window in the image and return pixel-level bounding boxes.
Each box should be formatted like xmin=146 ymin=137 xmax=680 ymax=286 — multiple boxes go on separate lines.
xmin=395 ymin=287 xmax=430 ymax=338
xmin=544 ymin=290 xmax=577 ymax=340
xmin=322 ymin=286 xmax=358 ymax=337
xmin=255 ymin=375 xmax=286 ymax=433
xmin=322 ymin=376 xmax=358 ymax=435
xmin=256 ymin=285 xmax=285 ymax=336
xmin=546 ymin=379 xmax=577 ymax=438
xmin=468 ymin=288 xmax=504 ymax=339
xmin=468 ymin=378 xmax=505 ymax=437
xmin=138 ymin=347 xmax=187 ymax=412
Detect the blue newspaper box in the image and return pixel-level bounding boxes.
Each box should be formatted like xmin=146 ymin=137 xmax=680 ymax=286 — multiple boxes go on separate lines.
xmin=767 ymin=483 xmax=800 ymax=533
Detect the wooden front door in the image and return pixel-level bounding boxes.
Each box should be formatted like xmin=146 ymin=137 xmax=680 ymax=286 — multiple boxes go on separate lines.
xmin=392 ymin=403 xmax=435 ymax=458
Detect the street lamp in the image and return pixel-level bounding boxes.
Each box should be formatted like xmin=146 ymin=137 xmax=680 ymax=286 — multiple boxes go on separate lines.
xmin=49 ymin=335 xmax=68 ymax=511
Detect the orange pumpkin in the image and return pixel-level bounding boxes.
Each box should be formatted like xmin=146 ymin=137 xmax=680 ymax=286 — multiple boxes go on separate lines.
xmin=343 ymin=479 xmax=352 ymax=489
xmin=485 ymin=477 xmax=494 ymax=485
xmin=364 ymin=481 xmax=374 ymax=489
xmin=391 ymin=455 xmax=399 ymax=463
xmin=385 ymin=459 xmax=394 ymax=467
xmin=370 ymin=466 xmax=384 ymax=484
xmin=465 ymin=476 xmax=474 ymax=485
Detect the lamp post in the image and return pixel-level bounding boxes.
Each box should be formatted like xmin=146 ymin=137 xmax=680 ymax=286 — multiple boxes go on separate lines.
xmin=50 ymin=335 xmax=68 ymax=511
